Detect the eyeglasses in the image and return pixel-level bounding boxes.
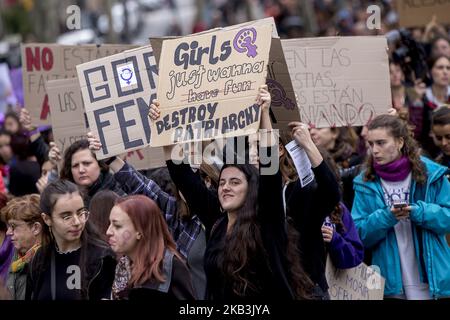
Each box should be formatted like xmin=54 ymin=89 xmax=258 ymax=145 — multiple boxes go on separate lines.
xmin=60 ymin=209 xmax=90 ymax=226
xmin=6 ymin=221 xmax=31 ymax=232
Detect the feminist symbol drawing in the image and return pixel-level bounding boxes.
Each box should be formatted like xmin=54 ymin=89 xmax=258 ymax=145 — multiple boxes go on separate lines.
xmin=233 ymin=28 xmax=258 ymax=58
xmin=120 ymin=67 xmax=133 ymax=85
xmin=267 ymin=79 xmax=296 ymax=110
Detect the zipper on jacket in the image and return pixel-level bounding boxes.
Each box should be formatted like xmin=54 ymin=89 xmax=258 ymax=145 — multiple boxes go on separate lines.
xmin=86 ymin=258 xmax=103 ymax=300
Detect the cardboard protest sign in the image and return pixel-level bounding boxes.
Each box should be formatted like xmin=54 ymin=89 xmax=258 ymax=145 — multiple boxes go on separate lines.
xmin=150 ymin=23 xmax=272 ymax=147
xmin=77 ymin=45 xmax=158 ymax=160
xmin=46 ymin=78 xmax=88 ymax=159
xmin=325 ymin=255 xmax=385 ymax=300
xmin=396 ymin=0 xmax=450 ymax=28
xmin=47 ymin=78 xmax=164 ymax=169
xmin=150 ymin=18 xmax=299 ymax=133
xmin=123 ymin=146 xmax=165 ymax=170
xmin=282 ymin=36 xmax=391 ymax=128
xmin=22 ymin=43 xmax=137 ymax=126
xmin=267 ymin=38 xmax=300 ymax=131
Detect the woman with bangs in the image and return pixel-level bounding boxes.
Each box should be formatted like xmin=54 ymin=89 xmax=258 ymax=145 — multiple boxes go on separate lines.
xmin=107 ymin=194 xmax=195 ymax=300
xmin=26 ymin=179 xmax=116 ymax=300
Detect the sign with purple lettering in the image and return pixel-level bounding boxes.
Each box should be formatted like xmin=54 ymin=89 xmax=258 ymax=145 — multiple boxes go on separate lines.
xmin=282 ymin=37 xmax=391 ymax=128
xmin=151 ymin=23 xmax=272 ymax=146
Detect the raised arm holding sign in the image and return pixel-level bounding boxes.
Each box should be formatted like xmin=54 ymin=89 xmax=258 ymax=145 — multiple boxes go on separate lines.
xmin=150 ymin=23 xmax=273 ymax=147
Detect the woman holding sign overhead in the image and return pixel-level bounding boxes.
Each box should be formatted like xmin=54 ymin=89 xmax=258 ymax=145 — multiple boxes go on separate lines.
xmin=351 ymin=114 xmax=450 ymax=299
xmin=277 ymin=123 xmax=342 ymax=298
xmin=149 ymin=85 xmax=316 ymax=300
xmin=48 ymin=139 xmax=126 ymax=207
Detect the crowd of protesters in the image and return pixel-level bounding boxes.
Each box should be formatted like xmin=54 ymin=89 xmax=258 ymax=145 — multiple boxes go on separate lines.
xmin=0 ymin=0 xmax=449 ymax=301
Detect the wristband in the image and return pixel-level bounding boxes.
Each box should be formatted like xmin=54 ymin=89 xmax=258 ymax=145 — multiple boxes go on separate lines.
xmin=104 ymin=156 xmax=117 ymax=165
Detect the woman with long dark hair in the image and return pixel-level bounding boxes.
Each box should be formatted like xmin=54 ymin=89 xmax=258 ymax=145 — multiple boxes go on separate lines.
xmin=26 ymin=180 xmax=116 ymax=300
xmin=352 ymin=114 xmax=450 ymax=299
xmin=149 ymin=85 xmax=315 ymax=299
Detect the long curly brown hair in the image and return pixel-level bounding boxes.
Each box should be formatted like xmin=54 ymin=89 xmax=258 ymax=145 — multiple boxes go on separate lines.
xmin=364 ymin=114 xmax=427 ymax=184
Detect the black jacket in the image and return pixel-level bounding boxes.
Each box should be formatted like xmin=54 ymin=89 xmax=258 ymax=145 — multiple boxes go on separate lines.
xmin=284 ymin=161 xmax=340 ymax=292
xmin=167 ymin=147 xmax=295 ymax=300
xmin=118 ymin=251 xmax=195 ymax=301
xmin=26 ymin=242 xmax=116 ymax=300
xmin=85 ymin=170 xmax=126 ymax=207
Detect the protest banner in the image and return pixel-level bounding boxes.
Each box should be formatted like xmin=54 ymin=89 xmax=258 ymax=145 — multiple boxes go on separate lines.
xmin=325 ymin=255 xmax=385 ymax=300
xmin=77 ymin=45 xmax=158 ymax=160
xmin=396 ymin=0 xmax=450 ymax=28
xmin=46 ymin=77 xmax=88 ymax=158
xmin=22 ymin=43 xmax=137 ymax=126
xmin=47 ymin=77 xmax=164 ymax=169
xmin=151 ymin=17 xmax=300 ymax=133
xmin=150 ymin=23 xmax=273 ymax=147
xmin=267 ymin=38 xmax=300 ymax=131
xmin=282 ymin=36 xmax=391 ymax=128
xmin=123 ymin=146 xmax=165 ymax=170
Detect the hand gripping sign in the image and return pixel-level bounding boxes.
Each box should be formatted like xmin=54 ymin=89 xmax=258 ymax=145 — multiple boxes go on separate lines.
xmin=150 ymin=23 xmax=273 ymax=147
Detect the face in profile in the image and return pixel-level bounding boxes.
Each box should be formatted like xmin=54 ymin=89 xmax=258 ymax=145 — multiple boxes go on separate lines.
xmin=6 ymin=219 xmax=41 ymax=255
xmin=106 ymin=205 xmax=140 ymax=256
xmin=310 ymin=127 xmax=338 ymax=150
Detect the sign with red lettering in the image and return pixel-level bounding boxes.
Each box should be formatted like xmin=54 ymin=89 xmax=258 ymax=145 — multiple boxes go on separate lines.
xmin=21 ymin=43 xmax=137 ymax=126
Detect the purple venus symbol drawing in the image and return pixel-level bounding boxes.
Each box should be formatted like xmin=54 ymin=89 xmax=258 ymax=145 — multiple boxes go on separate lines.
xmin=267 ymin=79 xmax=296 ymax=110
xmin=120 ymin=67 xmax=133 ymax=85
xmin=233 ymin=28 xmax=258 ymax=58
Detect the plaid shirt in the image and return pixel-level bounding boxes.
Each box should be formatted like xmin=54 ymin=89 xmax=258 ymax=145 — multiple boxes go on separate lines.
xmin=114 ymin=163 xmax=203 ymax=258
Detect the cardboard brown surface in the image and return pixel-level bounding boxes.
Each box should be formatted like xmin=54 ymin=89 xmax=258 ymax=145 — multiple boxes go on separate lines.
xmin=326 ymin=255 xmax=385 ymax=300
xmin=22 ymin=43 xmax=137 ymax=126
xmin=77 ymin=45 xmax=158 ymax=160
xmin=46 ymin=77 xmax=87 ymax=155
xmin=396 ymin=0 xmax=450 ymax=28
xmin=151 ymin=23 xmax=273 ymax=147
xmin=282 ymin=36 xmax=391 ymax=128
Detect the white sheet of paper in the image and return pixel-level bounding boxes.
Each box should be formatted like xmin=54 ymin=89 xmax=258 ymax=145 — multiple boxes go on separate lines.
xmin=285 ymin=140 xmax=314 ymax=188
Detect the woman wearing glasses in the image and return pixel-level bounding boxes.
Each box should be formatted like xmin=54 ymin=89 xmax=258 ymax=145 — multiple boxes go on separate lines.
xmin=26 ymin=179 xmax=116 ymax=300
xmin=2 ymin=194 xmax=49 ymax=300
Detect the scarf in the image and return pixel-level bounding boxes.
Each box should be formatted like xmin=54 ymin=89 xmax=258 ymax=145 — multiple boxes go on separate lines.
xmin=373 ymin=155 xmax=411 ymax=182
xmin=111 ymin=255 xmax=131 ymax=300
xmin=10 ymin=243 xmax=41 ymax=273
